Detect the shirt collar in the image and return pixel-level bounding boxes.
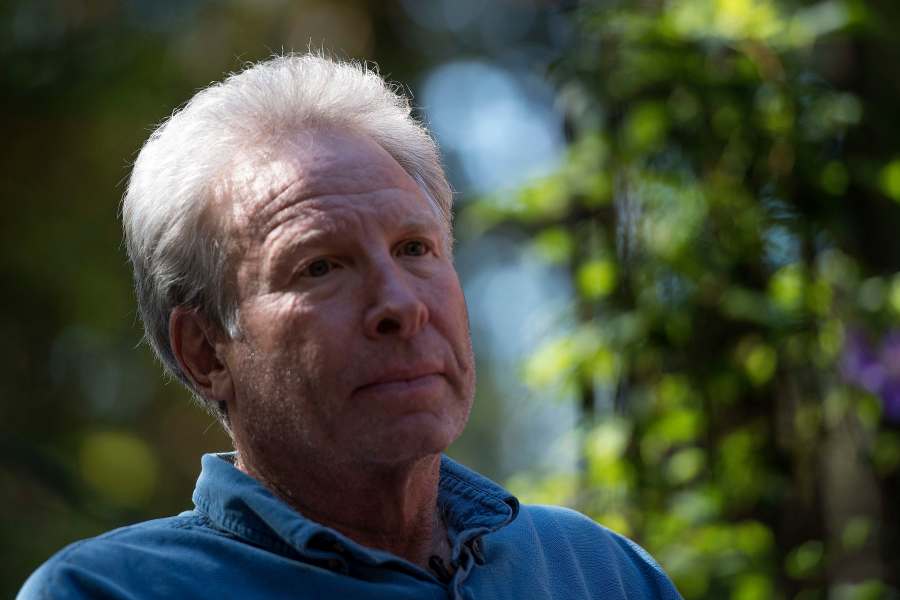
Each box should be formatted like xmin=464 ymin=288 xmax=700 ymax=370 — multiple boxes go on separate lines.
xmin=192 ymin=452 xmax=519 ymax=565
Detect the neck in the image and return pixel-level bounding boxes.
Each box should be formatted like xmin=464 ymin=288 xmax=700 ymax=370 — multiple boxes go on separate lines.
xmin=235 ymin=450 xmax=450 ymax=569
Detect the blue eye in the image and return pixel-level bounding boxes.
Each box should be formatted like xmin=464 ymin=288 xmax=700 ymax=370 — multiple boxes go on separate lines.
xmin=304 ymin=259 xmax=333 ymax=277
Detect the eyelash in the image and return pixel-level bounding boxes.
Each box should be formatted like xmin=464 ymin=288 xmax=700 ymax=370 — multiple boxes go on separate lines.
xmin=297 ymin=239 xmax=433 ymax=279
xmin=299 ymin=258 xmax=339 ymax=278
xmin=395 ymin=239 xmax=432 ymax=257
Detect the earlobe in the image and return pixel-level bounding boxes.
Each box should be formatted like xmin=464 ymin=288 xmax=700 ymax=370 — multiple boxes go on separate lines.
xmin=169 ymin=307 xmax=234 ymax=406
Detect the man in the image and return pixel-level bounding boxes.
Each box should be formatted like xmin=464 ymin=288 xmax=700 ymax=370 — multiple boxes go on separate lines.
xmin=19 ymin=54 xmax=681 ymax=599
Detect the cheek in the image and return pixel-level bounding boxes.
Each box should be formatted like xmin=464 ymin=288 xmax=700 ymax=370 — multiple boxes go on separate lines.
xmin=428 ymin=273 xmax=476 ymax=380
xmin=241 ymin=295 xmax=318 ymax=350
xmin=240 ymin=295 xmax=355 ymax=384
xmin=432 ymin=273 xmax=470 ymax=335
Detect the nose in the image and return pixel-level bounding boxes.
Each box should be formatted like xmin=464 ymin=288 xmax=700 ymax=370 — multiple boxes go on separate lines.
xmin=363 ymin=261 xmax=429 ymax=339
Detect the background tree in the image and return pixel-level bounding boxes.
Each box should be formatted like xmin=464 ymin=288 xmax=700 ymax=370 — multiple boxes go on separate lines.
xmin=475 ymin=0 xmax=900 ymax=598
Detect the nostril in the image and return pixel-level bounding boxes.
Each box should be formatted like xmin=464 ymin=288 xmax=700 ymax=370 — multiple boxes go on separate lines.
xmin=376 ymin=317 xmax=401 ymax=335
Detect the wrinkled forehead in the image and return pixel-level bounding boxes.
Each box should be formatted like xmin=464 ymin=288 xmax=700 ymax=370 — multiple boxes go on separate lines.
xmin=214 ymin=129 xmax=442 ymax=244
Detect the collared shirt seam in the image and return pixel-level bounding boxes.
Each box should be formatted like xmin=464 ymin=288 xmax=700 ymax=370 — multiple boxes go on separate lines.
xmin=192 ymin=496 xmax=299 ymax=558
xmin=439 ymin=469 xmax=515 ymax=519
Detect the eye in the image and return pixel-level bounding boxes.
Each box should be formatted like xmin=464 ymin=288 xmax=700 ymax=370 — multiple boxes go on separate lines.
xmin=302 ymin=259 xmax=335 ymax=278
xmin=398 ymin=240 xmax=429 ymax=257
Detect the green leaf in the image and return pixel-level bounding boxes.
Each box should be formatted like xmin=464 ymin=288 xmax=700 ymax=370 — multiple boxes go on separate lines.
xmin=879 ymin=159 xmax=900 ymax=203
xmin=785 ymin=540 xmax=824 ymax=579
xmin=577 ymin=259 xmax=618 ymax=300
xmin=79 ymin=431 xmax=159 ymax=507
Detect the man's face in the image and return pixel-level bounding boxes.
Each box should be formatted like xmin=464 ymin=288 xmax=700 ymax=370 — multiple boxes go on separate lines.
xmin=218 ymin=128 xmax=475 ymax=474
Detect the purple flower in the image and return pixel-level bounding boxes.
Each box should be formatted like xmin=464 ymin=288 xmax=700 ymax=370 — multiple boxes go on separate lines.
xmin=841 ymin=330 xmax=883 ymax=392
xmin=841 ymin=328 xmax=900 ymax=422
xmin=881 ymin=331 xmax=900 ymax=373
xmin=879 ymin=379 xmax=900 ymax=421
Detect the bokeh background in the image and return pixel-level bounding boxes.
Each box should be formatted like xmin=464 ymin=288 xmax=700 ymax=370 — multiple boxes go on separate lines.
xmin=3 ymin=0 xmax=900 ymax=598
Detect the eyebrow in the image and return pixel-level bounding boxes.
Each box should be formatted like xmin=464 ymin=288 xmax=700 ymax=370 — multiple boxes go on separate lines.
xmin=393 ymin=216 xmax=442 ymax=235
xmin=263 ymin=219 xmax=339 ymax=281
xmin=262 ymin=212 xmax=445 ymax=283
xmin=274 ymin=216 xmax=440 ymax=258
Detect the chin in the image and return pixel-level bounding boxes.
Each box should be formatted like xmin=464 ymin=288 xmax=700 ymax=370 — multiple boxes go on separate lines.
xmin=356 ymin=418 xmax=460 ymax=465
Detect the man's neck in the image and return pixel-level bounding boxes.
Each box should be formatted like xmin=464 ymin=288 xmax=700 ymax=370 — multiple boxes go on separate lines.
xmin=234 ymin=450 xmax=450 ymax=569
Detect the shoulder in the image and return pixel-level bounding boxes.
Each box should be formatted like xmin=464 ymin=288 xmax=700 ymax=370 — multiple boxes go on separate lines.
xmin=17 ymin=513 xmax=227 ymax=600
xmin=511 ymin=504 xmax=638 ymax=557
xmin=493 ymin=504 xmax=682 ymax=599
xmin=517 ymin=504 xmax=648 ymax=555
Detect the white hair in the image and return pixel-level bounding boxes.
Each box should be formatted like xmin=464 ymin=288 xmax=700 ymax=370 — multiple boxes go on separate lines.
xmin=121 ymin=53 xmax=453 ymax=422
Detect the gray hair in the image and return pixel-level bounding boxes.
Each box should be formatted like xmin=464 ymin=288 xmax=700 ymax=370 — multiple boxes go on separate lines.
xmin=121 ymin=53 xmax=453 ymax=422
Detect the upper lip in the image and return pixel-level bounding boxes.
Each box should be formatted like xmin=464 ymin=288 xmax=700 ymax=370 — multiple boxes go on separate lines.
xmin=355 ymin=366 xmax=443 ymax=391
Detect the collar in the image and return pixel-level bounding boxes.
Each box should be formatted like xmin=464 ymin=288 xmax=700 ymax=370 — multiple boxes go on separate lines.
xmin=191 ymin=452 xmax=519 ymax=572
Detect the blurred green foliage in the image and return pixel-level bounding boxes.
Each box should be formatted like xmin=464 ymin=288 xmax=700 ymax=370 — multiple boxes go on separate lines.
xmin=481 ymin=0 xmax=900 ymax=598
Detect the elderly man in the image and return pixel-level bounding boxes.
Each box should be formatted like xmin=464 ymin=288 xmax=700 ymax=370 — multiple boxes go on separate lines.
xmin=19 ymin=54 xmax=681 ymax=599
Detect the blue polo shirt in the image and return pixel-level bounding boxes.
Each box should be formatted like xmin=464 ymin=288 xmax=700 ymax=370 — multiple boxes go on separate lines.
xmin=18 ymin=453 xmax=682 ymax=599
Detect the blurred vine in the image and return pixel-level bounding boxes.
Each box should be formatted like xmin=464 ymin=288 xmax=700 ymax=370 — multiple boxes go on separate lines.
xmin=467 ymin=1 xmax=900 ymax=598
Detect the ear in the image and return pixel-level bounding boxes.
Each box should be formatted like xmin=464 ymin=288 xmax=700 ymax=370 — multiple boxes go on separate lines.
xmin=169 ymin=306 xmax=234 ymax=406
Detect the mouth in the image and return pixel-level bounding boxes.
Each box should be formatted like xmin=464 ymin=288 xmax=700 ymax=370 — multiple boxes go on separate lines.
xmin=354 ymin=371 xmax=445 ymax=398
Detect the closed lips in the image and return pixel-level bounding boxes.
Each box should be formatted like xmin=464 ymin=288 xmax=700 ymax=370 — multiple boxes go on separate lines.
xmin=355 ymin=371 xmax=443 ymax=394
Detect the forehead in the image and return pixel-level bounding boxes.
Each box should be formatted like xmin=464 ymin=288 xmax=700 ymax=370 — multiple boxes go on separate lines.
xmin=223 ymin=128 xmax=427 ymax=240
